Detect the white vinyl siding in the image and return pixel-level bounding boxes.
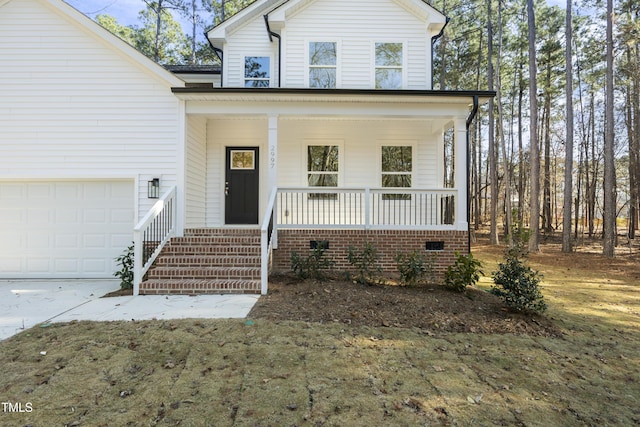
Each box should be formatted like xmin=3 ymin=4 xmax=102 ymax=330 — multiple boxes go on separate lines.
xmin=276 ymin=119 xmax=437 ymax=188
xmin=280 ymin=0 xmax=431 ymax=89
xmin=0 ymin=0 xmax=183 ymax=220
xmin=223 ymin=18 xmax=278 ymax=87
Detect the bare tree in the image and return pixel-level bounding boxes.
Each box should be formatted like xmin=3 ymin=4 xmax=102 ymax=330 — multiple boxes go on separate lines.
xmin=488 ymin=0 xmax=499 ymax=245
xmin=527 ymin=0 xmax=541 ymax=252
xmin=562 ymin=0 xmax=574 ymax=252
xmin=603 ymin=0 xmax=617 ymax=256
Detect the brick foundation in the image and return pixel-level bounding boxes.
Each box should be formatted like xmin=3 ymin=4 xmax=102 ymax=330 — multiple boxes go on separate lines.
xmin=272 ymin=229 xmax=469 ymax=281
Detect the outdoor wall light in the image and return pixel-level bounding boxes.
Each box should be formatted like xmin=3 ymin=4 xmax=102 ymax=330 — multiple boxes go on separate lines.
xmin=148 ymin=178 xmax=160 ymax=199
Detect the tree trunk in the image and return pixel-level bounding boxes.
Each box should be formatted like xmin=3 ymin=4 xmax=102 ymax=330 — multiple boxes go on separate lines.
xmin=543 ymin=89 xmax=553 ymax=233
xmin=496 ymin=2 xmax=513 ymax=245
xmin=527 ymin=0 xmax=541 ymax=252
xmin=191 ymin=0 xmax=197 ymax=64
xmin=562 ymin=0 xmax=574 ymax=252
xmin=154 ymin=0 xmax=164 ymax=63
xmin=603 ymin=0 xmax=617 ymax=257
xmin=488 ymin=0 xmax=499 ymax=245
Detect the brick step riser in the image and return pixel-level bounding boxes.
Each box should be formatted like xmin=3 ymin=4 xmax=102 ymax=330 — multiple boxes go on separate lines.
xmin=147 ymin=268 xmax=260 ymax=280
xmin=161 ymin=246 xmax=261 ymax=255
xmin=184 ymin=229 xmax=261 ymax=237
xmin=139 ymin=279 xmax=261 ymax=295
xmin=169 ymin=239 xmax=261 ymax=246
xmin=154 ymin=257 xmax=261 ymax=268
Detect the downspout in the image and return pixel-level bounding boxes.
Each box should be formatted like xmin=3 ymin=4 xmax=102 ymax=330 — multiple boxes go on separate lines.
xmin=205 ymin=33 xmax=224 ymax=87
xmin=263 ymin=14 xmax=282 ymax=87
xmin=430 ymin=17 xmax=450 ymax=90
xmin=465 ymin=95 xmax=479 ymax=253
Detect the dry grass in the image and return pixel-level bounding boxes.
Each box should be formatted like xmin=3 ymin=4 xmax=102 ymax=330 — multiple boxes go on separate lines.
xmin=1 ymin=243 xmax=639 ymax=426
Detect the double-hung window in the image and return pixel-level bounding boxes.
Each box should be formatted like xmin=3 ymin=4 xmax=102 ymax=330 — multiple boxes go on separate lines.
xmin=244 ymin=56 xmax=270 ymax=87
xmin=381 ymin=145 xmax=412 ymax=199
xmin=375 ymin=43 xmax=403 ymax=89
xmin=308 ymin=145 xmax=339 ymax=199
xmin=309 ymin=42 xmax=337 ymax=88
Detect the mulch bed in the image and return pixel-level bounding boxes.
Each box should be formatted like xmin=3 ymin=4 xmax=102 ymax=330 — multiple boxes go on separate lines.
xmin=249 ymin=274 xmax=561 ymax=336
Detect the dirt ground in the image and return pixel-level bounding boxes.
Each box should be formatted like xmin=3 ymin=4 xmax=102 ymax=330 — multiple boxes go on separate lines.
xmin=249 ymin=276 xmax=560 ymax=336
xmin=249 ymin=230 xmax=639 ymax=338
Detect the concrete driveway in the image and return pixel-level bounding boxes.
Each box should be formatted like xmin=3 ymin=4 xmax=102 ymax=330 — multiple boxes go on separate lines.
xmin=0 ymin=280 xmax=259 ymax=341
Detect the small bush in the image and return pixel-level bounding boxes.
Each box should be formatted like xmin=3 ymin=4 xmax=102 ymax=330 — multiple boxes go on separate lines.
xmin=114 ymin=243 xmax=134 ymax=290
xmin=290 ymin=247 xmax=334 ymax=280
xmin=490 ymin=236 xmax=547 ymax=314
xmin=347 ymin=242 xmax=382 ymax=284
xmin=395 ymin=251 xmax=434 ymax=286
xmin=444 ymin=252 xmax=483 ymax=292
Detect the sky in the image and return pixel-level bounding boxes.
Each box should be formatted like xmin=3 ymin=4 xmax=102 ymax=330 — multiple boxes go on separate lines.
xmin=64 ymin=0 xmax=568 ymax=34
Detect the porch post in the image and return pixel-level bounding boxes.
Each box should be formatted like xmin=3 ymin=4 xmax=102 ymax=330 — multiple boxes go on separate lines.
xmin=454 ymin=117 xmax=468 ymax=231
xmin=268 ymin=114 xmax=278 ymax=190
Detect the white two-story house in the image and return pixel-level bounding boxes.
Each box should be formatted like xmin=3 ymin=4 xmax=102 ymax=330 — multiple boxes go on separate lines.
xmin=0 ymin=0 xmax=492 ymax=295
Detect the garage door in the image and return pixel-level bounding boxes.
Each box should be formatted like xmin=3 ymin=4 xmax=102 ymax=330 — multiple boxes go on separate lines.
xmin=0 ymin=180 xmax=135 ymax=278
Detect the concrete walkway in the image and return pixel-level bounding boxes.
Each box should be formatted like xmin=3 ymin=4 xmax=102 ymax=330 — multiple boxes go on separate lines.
xmin=0 ymin=280 xmax=259 ymax=341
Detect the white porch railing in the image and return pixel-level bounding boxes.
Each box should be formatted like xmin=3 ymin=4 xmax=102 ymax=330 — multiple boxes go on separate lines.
xmin=260 ymin=188 xmax=279 ymax=295
xmin=276 ymin=187 xmax=457 ymax=229
xmin=133 ymin=186 xmax=177 ymax=295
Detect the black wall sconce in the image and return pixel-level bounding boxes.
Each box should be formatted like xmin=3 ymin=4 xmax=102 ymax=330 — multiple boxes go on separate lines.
xmin=148 ymin=178 xmax=160 ymax=199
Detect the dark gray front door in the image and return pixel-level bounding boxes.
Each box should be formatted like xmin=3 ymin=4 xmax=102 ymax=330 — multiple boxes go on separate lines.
xmin=225 ymin=147 xmax=259 ymax=224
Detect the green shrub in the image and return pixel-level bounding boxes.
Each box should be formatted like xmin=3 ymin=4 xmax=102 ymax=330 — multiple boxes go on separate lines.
xmin=490 ymin=237 xmax=547 ymax=314
xmin=114 ymin=243 xmax=134 ymax=290
xmin=347 ymin=242 xmax=382 ymax=284
xmin=395 ymin=251 xmax=434 ymax=286
xmin=444 ymin=252 xmax=483 ymax=292
xmin=290 ymin=247 xmax=334 ymax=280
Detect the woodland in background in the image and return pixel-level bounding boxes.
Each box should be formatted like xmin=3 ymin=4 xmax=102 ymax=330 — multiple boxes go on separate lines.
xmin=90 ymin=0 xmax=640 ymax=256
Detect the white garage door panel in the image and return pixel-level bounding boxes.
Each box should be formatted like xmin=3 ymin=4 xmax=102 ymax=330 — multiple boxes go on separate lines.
xmin=0 ymin=181 xmax=134 ymax=278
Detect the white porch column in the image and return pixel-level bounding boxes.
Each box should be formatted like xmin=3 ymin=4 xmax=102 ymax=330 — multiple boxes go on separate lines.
xmin=454 ymin=117 xmax=468 ymax=231
xmin=268 ymin=114 xmax=278 ymax=190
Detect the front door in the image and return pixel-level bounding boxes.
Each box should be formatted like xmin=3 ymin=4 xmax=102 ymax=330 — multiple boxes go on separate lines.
xmin=225 ymin=147 xmax=259 ymax=224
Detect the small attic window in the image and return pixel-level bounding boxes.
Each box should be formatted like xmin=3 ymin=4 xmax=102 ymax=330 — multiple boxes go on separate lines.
xmin=245 ymin=56 xmax=270 ymax=88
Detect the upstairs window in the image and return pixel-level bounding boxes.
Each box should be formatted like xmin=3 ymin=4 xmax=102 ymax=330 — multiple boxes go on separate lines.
xmin=309 ymin=42 xmax=337 ymax=88
xmin=382 ymin=145 xmax=412 ymax=200
xmin=375 ymin=43 xmax=403 ymax=89
xmin=244 ymin=56 xmax=270 ymax=88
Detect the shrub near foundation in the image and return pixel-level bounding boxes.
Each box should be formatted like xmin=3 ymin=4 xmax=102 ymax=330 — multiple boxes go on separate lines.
xmin=290 ymin=247 xmax=334 ymax=280
xmin=347 ymin=242 xmax=382 ymax=284
xmin=395 ymin=251 xmax=435 ymax=286
xmin=444 ymin=252 xmax=483 ymax=292
xmin=491 ymin=240 xmax=547 ymax=314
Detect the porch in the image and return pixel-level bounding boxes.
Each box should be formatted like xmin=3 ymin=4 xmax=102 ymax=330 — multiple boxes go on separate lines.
xmin=132 ymin=186 xmax=467 ymax=295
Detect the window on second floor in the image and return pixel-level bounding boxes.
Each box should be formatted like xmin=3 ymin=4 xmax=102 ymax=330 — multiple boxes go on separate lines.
xmin=309 ymin=42 xmax=337 ymax=88
xmin=244 ymin=56 xmax=270 ymax=88
xmin=375 ymin=43 xmax=403 ymax=89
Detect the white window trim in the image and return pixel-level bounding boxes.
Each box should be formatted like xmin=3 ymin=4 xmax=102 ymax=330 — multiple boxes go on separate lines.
xmin=305 ymin=39 xmax=342 ymax=88
xmin=302 ymin=140 xmax=344 ymax=187
xmin=244 ymin=55 xmax=272 ymax=88
xmin=371 ymin=41 xmax=407 ymax=89
xmin=379 ymin=141 xmax=416 ymax=188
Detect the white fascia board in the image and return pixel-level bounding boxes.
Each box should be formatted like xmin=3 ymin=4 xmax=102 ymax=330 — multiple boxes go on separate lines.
xmin=207 ymin=0 xmax=286 ymax=41
xmin=46 ymin=0 xmax=184 ymax=88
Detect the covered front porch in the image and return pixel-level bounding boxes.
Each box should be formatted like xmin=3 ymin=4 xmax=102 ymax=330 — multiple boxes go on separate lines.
xmin=133 ymin=89 xmax=489 ymax=294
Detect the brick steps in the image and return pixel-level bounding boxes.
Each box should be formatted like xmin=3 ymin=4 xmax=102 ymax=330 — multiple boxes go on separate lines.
xmin=140 ymin=279 xmax=261 ymax=295
xmin=139 ymin=228 xmax=262 ymax=295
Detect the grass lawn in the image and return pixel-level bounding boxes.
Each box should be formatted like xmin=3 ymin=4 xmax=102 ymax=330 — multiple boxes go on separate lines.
xmin=1 ymin=243 xmax=639 ymax=426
